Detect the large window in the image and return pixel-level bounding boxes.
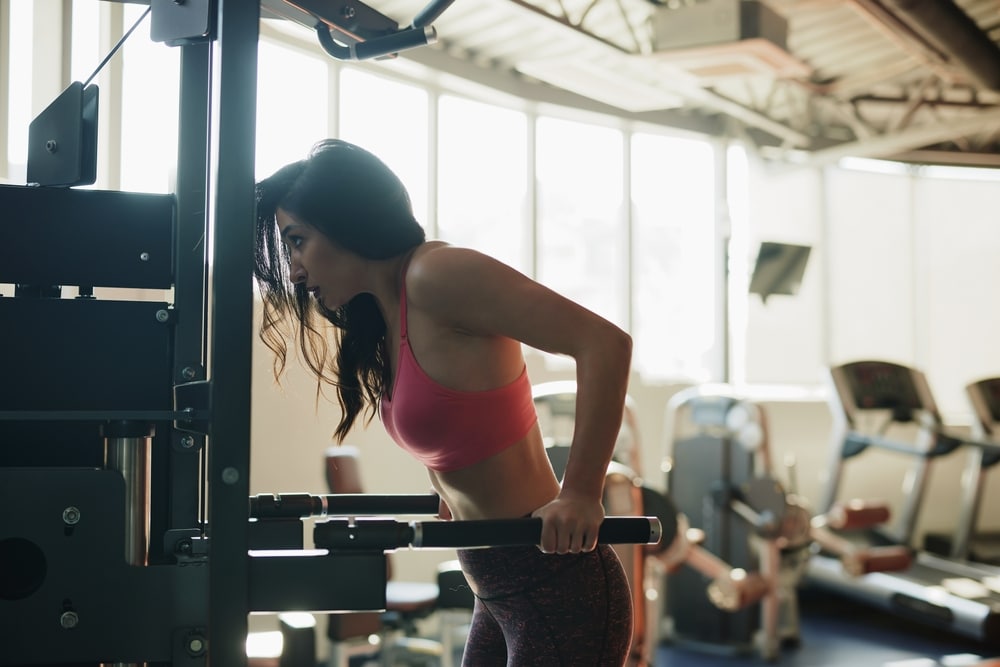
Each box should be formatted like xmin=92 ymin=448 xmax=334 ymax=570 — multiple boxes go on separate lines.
xmin=914 ymin=167 xmax=1000 ymax=416
xmin=437 ymin=94 xmax=529 ymax=272
xmin=256 ymin=39 xmax=329 ymax=179
xmin=5 ymin=1 xmax=34 ymax=180
xmin=535 ymin=116 xmax=627 ymax=329
xmin=120 ymin=4 xmax=179 ymax=193
xmin=4 ymin=17 xmax=732 ymax=384
xmin=631 ymin=133 xmax=716 ymax=382
xmin=70 ymin=1 xmax=101 ymax=84
xmin=338 ymin=68 xmax=429 ymax=226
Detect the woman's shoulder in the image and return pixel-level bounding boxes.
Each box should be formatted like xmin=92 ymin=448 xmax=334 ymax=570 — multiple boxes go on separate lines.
xmin=407 ymin=242 xmax=494 ymax=282
xmin=411 ymin=240 xmax=451 ymax=263
xmin=405 ymin=243 xmax=512 ymax=309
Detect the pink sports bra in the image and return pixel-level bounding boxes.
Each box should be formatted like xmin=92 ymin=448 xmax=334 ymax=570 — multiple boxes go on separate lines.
xmin=379 ymin=267 xmax=538 ymax=472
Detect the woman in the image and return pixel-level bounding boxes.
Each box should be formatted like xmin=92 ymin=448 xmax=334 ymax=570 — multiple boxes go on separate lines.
xmin=254 ymin=139 xmax=634 ymax=666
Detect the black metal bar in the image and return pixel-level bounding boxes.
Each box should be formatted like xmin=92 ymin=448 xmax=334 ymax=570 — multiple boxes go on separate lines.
xmin=0 ymin=410 xmax=209 ymax=421
xmin=411 ymin=0 xmax=455 ymax=27
xmin=174 ymin=42 xmax=210 ymax=386
xmin=321 ymin=492 xmax=440 ymax=516
xmin=205 ymin=0 xmax=259 ymax=665
xmin=416 ymin=516 xmax=662 ymax=548
xmin=315 ymin=23 xmax=435 ymax=60
xmin=248 ymin=493 xmax=441 ymax=519
xmin=313 ymin=516 xmax=663 ymax=551
xmin=170 ymin=40 xmax=212 ymax=533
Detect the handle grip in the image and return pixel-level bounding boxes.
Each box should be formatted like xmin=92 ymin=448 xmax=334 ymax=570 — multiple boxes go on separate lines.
xmin=414 ymin=516 xmax=662 ymax=549
xmin=314 ymin=516 xmax=662 ymax=551
xmin=843 ymin=545 xmax=913 ymax=576
xmin=825 ymin=500 xmax=891 ymax=531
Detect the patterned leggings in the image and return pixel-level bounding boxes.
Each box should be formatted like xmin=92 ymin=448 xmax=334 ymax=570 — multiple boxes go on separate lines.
xmin=456 ymin=544 xmax=633 ymax=666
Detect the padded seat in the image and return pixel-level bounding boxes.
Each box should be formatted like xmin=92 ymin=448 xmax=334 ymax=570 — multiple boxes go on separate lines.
xmin=383 ymin=580 xmax=441 ymax=633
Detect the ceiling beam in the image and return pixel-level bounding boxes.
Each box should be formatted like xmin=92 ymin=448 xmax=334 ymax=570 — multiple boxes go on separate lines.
xmin=403 ymin=44 xmax=723 ymax=134
xmin=794 ymin=106 xmax=1000 ymax=166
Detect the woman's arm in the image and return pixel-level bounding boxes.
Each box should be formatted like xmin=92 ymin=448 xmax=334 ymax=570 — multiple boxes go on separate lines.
xmin=408 ymin=245 xmax=633 ymax=554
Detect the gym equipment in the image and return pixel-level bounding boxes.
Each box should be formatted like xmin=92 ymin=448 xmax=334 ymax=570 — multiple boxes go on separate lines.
xmin=662 ymin=386 xmax=794 ymax=659
xmin=660 ymin=385 xmax=907 ymax=660
xmin=253 ymin=494 xmax=660 ymax=667
xmin=250 ymin=493 xmax=663 ymax=549
xmin=260 ymin=0 xmax=453 ymax=61
xmin=247 ymin=492 xmax=660 ymax=667
xmin=27 ymin=81 xmax=99 ymax=187
xmin=809 ymin=500 xmax=913 ymax=577
xmin=923 ymin=377 xmax=1000 ymax=565
xmin=534 ymin=382 xmax=828 ymax=664
xmin=808 ymin=360 xmax=1000 ymax=643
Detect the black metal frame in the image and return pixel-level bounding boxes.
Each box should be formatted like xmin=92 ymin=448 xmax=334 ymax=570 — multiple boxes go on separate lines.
xmin=0 ymin=0 xmax=266 ymax=662
xmin=203 ymin=3 xmax=259 ymax=663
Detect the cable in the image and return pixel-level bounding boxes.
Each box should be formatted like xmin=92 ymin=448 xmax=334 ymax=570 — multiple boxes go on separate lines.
xmin=83 ymin=6 xmax=152 ymax=87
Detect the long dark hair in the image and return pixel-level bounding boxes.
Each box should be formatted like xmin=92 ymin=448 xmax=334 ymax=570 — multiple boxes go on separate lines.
xmin=254 ymin=139 xmax=426 ymax=441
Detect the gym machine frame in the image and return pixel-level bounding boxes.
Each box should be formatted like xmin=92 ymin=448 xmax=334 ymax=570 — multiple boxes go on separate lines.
xmin=0 ymin=2 xmax=660 ymax=666
xmin=1 ymin=2 xmax=272 ymax=664
xmin=659 ymin=385 xmax=911 ymax=661
xmin=807 ymin=360 xmax=1000 ymax=643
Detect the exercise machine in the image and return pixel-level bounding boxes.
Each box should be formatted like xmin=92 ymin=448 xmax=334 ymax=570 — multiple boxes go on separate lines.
xmin=0 ymin=451 xmax=660 ymax=667
xmin=249 ymin=493 xmax=663 ymax=667
xmin=660 ymin=385 xmax=908 ymax=660
xmin=807 ymin=360 xmax=1000 ymax=643
xmin=661 ymin=385 xmax=798 ymax=660
xmin=962 ymin=377 xmax=1000 ymax=563
xmin=923 ymin=377 xmax=1000 ymax=565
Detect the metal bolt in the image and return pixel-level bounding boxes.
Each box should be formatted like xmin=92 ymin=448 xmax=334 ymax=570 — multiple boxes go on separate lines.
xmin=60 ymin=611 xmax=79 ymax=629
xmin=222 ymin=467 xmax=240 ymax=485
xmin=176 ymin=539 xmax=193 ymax=555
xmin=181 ymin=366 xmax=197 ymax=380
xmin=45 ymin=139 xmax=58 ymax=153
xmin=62 ymin=507 xmax=81 ymax=525
xmin=155 ymin=309 xmax=170 ymax=323
xmin=139 ymin=252 xmax=150 ymax=262
xmin=187 ymin=634 xmax=206 ymax=655
xmin=180 ymin=435 xmax=196 ymax=449
xmin=341 ymin=5 xmax=355 ymax=18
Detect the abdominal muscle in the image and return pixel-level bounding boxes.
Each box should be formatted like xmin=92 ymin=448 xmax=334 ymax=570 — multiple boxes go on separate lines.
xmin=428 ymin=422 xmax=562 ymax=522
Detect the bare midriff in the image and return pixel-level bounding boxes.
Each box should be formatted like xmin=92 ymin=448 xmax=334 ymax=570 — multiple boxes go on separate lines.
xmin=429 ymin=422 xmax=561 ymax=521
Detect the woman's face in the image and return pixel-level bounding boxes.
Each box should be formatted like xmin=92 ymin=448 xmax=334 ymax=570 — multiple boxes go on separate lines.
xmin=276 ymin=208 xmax=364 ymax=310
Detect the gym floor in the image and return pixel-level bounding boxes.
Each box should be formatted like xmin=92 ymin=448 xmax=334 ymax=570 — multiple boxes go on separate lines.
xmin=654 ymin=585 xmax=1000 ymax=666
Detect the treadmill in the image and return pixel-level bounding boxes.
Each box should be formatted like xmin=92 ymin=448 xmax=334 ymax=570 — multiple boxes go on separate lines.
xmin=924 ymin=377 xmax=1000 ymax=565
xmin=807 ymin=360 xmax=1000 ymax=643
